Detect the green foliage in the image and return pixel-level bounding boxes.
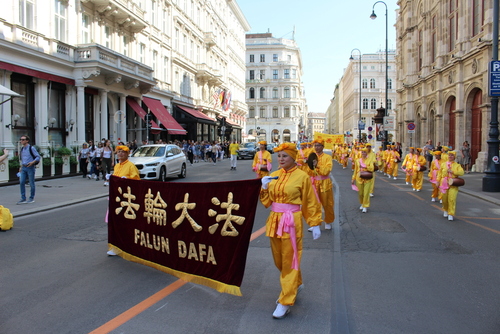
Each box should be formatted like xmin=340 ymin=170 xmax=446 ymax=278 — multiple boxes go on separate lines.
xmin=43 ymin=157 xmax=52 ymax=166
xmin=9 ymin=158 xmax=20 ymax=169
xmin=57 ymin=146 xmax=72 ymax=156
xmin=69 ymin=156 xmax=78 ymax=165
xmin=71 ymin=145 xmax=79 ymax=155
xmin=54 ymin=157 xmax=64 ymax=165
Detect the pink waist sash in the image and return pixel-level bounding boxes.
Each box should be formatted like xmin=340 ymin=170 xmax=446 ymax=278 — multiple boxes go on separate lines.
xmin=271 ymin=202 xmax=301 ymax=270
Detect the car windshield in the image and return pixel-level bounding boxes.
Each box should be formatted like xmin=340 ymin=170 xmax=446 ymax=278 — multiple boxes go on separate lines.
xmin=243 ymin=143 xmax=255 ymax=149
xmin=132 ymin=146 xmax=165 ymax=157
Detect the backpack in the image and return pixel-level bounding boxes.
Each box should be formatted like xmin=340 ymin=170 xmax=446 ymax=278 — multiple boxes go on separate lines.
xmin=21 ymin=145 xmax=40 ymax=165
xmin=0 ymin=205 xmax=14 ymax=231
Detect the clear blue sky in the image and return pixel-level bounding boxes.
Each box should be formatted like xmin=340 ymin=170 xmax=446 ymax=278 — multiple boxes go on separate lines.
xmin=238 ymin=0 xmax=398 ymax=114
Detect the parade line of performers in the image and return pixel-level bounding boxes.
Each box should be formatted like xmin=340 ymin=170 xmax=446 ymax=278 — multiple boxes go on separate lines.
xmin=330 ymin=143 xmax=464 ymax=221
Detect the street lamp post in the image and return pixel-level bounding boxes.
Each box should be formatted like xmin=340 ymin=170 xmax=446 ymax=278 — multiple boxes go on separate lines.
xmin=370 ymin=1 xmax=389 ymax=148
xmin=350 ymin=48 xmax=362 ymax=143
xmin=255 ymin=115 xmax=259 ymax=142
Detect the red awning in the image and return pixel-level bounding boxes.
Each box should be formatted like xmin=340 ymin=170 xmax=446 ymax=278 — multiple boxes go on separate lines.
xmin=226 ymin=118 xmax=242 ymax=128
xmin=126 ymin=97 xmax=162 ymax=133
xmin=177 ymin=105 xmax=215 ymax=122
xmin=0 ymin=61 xmax=75 ymax=86
xmin=143 ymin=97 xmax=187 ymax=135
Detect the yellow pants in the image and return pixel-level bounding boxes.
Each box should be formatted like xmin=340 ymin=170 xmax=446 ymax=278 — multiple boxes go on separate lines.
xmin=431 ymin=183 xmax=439 ymax=199
xmin=412 ymin=171 xmax=424 ymax=190
xmin=405 ymin=171 xmax=412 ymax=183
xmin=390 ymin=163 xmax=399 ymax=177
xmin=370 ymin=173 xmax=375 ymax=194
xmin=357 ymin=179 xmax=373 ymax=208
xmin=442 ymin=186 xmax=459 ymax=216
xmin=318 ymin=188 xmax=335 ymax=223
xmin=270 ymin=237 xmax=303 ymax=306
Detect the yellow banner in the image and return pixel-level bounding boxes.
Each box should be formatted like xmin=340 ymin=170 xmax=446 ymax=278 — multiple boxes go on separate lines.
xmin=313 ymin=132 xmax=344 ymax=149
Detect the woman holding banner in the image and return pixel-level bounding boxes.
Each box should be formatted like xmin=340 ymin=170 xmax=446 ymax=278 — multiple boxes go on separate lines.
xmin=260 ymin=142 xmax=322 ymax=319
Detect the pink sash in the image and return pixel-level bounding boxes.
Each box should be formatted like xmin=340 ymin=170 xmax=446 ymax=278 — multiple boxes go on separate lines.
xmin=439 ymin=161 xmax=452 ymax=193
xmin=430 ymin=159 xmax=440 ymax=184
xmin=272 ymin=203 xmax=301 ymax=270
xmin=254 ymin=151 xmax=272 ymax=174
xmin=310 ymin=175 xmax=329 ymax=202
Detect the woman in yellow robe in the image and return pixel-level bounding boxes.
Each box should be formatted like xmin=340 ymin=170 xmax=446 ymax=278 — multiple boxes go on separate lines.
xmin=437 ymin=151 xmax=464 ymax=221
xmin=260 ymin=143 xmax=322 ymax=319
xmin=352 ymin=148 xmax=375 ymax=212
xmin=252 ymin=141 xmax=272 ymax=178
xmin=411 ymin=148 xmax=427 ymax=191
xmin=428 ymin=150 xmax=443 ymax=202
xmin=402 ymin=147 xmax=415 ymax=185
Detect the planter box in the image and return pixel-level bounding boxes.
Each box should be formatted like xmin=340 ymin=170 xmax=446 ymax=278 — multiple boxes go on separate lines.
xmin=54 ymin=164 xmax=63 ymax=175
xmin=70 ymin=164 xmax=77 ymax=174
xmin=9 ymin=168 xmax=18 ymax=182
xmin=43 ymin=164 xmax=51 ymax=177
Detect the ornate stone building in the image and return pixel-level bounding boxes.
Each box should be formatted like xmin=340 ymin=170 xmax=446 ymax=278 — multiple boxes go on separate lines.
xmin=396 ymin=0 xmax=490 ymax=171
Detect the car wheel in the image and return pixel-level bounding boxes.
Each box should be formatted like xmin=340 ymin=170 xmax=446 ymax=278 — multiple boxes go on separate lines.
xmin=158 ymin=166 xmax=167 ymax=182
xmin=178 ymin=163 xmax=186 ymax=178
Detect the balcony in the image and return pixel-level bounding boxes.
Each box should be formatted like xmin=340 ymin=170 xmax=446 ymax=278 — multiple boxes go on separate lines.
xmin=81 ymin=0 xmax=147 ymax=33
xmin=204 ymin=32 xmax=216 ymax=48
xmin=196 ymin=63 xmax=221 ymax=85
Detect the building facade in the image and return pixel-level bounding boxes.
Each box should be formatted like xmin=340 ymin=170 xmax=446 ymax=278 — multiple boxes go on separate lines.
xmin=396 ymin=0 xmax=490 ymax=171
xmin=306 ymin=112 xmax=326 ymax=139
xmin=245 ymin=33 xmax=307 ymax=144
xmin=0 ymin=0 xmax=250 ymax=182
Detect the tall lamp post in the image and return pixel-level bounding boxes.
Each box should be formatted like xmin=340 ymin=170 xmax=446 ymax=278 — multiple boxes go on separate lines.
xmin=350 ymin=48 xmax=362 ymax=143
xmin=370 ymin=1 xmax=389 ymax=148
xmin=254 ymin=115 xmax=259 ymax=142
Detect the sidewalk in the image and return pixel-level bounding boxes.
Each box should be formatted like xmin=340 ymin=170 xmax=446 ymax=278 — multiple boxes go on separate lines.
xmin=1 ymin=169 xmax=499 ymax=219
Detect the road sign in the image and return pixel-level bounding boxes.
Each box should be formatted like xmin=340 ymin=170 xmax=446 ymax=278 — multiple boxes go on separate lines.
xmin=407 ymin=122 xmax=416 ymax=131
xmin=489 ymin=61 xmax=500 ymax=96
xmin=358 ymin=120 xmax=365 ymax=130
xmin=384 ymin=116 xmax=395 ymax=131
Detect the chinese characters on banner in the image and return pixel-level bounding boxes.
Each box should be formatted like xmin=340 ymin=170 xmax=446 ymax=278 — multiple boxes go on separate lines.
xmin=108 ymin=177 xmax=262 ymax=296
xmin=313 ymin=132 xmax=345 ymax=149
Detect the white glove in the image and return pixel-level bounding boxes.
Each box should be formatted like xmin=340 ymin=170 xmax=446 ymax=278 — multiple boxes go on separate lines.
xmin=106 ymin=173 xmax=111 ymax=180
xmin=261 ymin=176 xmax=276 ymax=189
xmin=312 ymin=226 xmax=321 ymax=240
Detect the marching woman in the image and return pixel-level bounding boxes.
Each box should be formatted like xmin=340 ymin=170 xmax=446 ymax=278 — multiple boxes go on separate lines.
xmin=260 ymin=143 xmax=322 ymax=319
xmin=352 ymin=148 xmax=375 ymax=213
xmin=402 ymin=147 xmax=415 ymax=185
xmin=253 ymin=140 xmax=272 ymax=178
xmin=295 ymin=142 xmax=310 ymax=173
xmin=385 ymin=145 xmax=401 ymax=180
xmin=411 ymin=148 xmax=427 ymax=191
xmin=437 ymin=151 xmax=464 ymax=221
xmin=428 ymin=150 xmax=443 ymax=202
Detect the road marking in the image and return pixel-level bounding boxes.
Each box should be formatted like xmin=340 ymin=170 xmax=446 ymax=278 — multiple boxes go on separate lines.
xmin=89 ymin=225 xmax=267 ymax=334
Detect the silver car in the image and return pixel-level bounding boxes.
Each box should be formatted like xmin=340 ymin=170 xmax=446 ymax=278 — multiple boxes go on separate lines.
xmin=129 ymin=144 xmax=187 ymax=181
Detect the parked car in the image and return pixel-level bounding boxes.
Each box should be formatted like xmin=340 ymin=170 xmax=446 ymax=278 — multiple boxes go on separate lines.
xmin=266 ymin=144 xmax=275 ymax=154
xmin=237 ymin=142 xmax=257 ymax=160
xmin=129 ymin=144 xmax=187 ymax=181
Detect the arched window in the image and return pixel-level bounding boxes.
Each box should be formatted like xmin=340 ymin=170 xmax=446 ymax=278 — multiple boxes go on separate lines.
xmin=249 ymin=87 xmax=255 ymax=99
xmin=387 ymin=78 xmax=392 ymax=89
xmin=272 ymin=87 xmax=279 ymax=98
xmin=260 ymin=87 xmax=266 ymax=98
xmin=272 ymin=107 xmax=279 ymax=118
xmin=284 ymin=87 xmax=290 ymax=98
xmin=370 ymin=78 xmax=376 ymax=89
xmin=370 ymin=98 xmax=377 ymax=109
xmin=260 ymin=107 xmax=266 ymax=118
xmin=292 ymin=87 xmax=297 ymax=98
xmin=387 ymin=99 xmax=392 ymax=110
xmin=362 ymin=78 xmax=368 ymax=89
xmin=363 ymin=98 xmax=369 ymax=109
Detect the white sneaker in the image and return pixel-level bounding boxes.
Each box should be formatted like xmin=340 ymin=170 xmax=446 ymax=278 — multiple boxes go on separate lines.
xmin=388 ymin=174 xmax=391 ymax=178
xmin=87 ymin=174 xmax=91 ymax=179
xmin=413 ymin=188 xmax=416 ymax=191
xmin=370 ymin=193 xmax=374 ymax=197
xmin=443 ymin=211 xmax=448 ymax=217
xmin=273 ymin=303 xmax=290 ymax=319
xmin=362 ymin=207 xmax=367 ymax=213
xmin=325 ymin=223 xmax=332 ymax=230
xmin=416 ymin=189 xmax=421 ymax=192
xmin=448 ymin=215 xmax=454 ymax=221
xmin=393 ymin=177 xmax=397 ymax=180
xmin=359 ymin=205 xmax=363 ymax=210
xmin=104 ymin=181 xmax=109 ymax=186
xmin=431 ymin=198 xmax=436 ymax=202
xmin=307 ymin=226 xmax=314 ymax=232
xmin=93 ymin=175 xmax=97 ymax=179
xmin=107 ymin=249 xmax=117 ymax=256
xmin=440 ymin=199 xmax=443 ymax=204
xmin=406 ymin=182 xmax=409 ymax=185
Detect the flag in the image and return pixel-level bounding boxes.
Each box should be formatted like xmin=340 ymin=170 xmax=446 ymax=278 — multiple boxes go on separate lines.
xmin=222 ymin=90 xmax=232 ymax=111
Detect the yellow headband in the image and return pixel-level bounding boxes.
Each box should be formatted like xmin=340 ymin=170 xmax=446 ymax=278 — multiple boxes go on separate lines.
xmin=274 ymin=142 xmax=298 ymax=160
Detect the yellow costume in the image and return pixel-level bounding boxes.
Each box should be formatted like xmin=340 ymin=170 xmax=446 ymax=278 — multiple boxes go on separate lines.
xmin=411 ymin=152 xmax=427 ymax=191
xmin=229 ymin=143 xmax=240 ymax=155
xmin=352 ymin=154 xmax=375 ymax=209
xmin=296 ymin=144 xmax=310 ymax=173
xmin=402 ymin=149 xmax=415 ymax=184
xmin=385 ymin=147 xmax=400 ymax=178
xmin=437 ymin=154 xmax=464 ymax=218
xmin=113 ymin=159 xmax=140 ymax=180
xmin=311 ymin=149 xmax=335 ymax=224
xmin=253 ymin=149 xmax=272 ymax=178
xmin=428 ymin=151 xmax=443 ymax=201
xmin=260 ymin=166 xmax=322 ymax=306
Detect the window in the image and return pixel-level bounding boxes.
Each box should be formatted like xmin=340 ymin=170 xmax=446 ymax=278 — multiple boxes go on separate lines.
xmin=272 ymin=107 xmax=278 ymax=118
xmin=362 ymin=79 xmax=368 ymax=89
xmin=152 ymin=51 xmax=157 ymax=72
xmin=151 ymin=0 xmax=156 ymax=26
xmin=123 ymin=36 xmax=128 ymax=56
xmin=273 ymin=54 xmax=278 ymax=62
xmin=54 ymin=0 xmax=67 ymax=42
xmin=82 ymin=14 xmax=91 ymax=44
xmin=104 ymin=26 xmax=111 ymax=48
xmin=260 ymin=54 xmax=265 ymax=62
xmin=11 ymin=74 xmax=35 ymax=143
xmin=163 ymin=57 xmax=169 ymax=82
xmin=249 ymin=87 xmax=255 ymax=99
xmin=387 ymin=79 xmax=392 ymax=89
xmin=472 ymin=0 xmax=484 ymax=36
xmin=418 ymin=29 xmax=423 ymax=70
xmin=284 ymin=107 xmax=290 ymax=118
xmin=272 ymin=87 xmax=278 ymax=99
xmin=387 ymin=99 xmax=392 ymax=110
xmin=292 ymin=69 xmax=297 ymax=79
xmin=260 ymin=87 xmax=265 ymax=99
xmin=19 ymin=0 xmax=35 ymax=30
xmin=260 ymin=107 xmax=265 ymax=118
xmin=139 ymin=43 xmax=145 ymax=63
xmin=284 ymin=87 xmax=290 ymax=98
xmin=448 ymin=0 xmax=458 ymax=51
xmin=273 ymin=70 xmax=278 ymax=80
xmin=284 ymin=69 xmax=290 ymax=79
xmin=259 ymin=70 xmax=265 ymax=80
xmin=250 ymin=54 xmax=254 ymax=63
xmin=47 ymin=82 xmax=67 ymax=146
xmin=370 ymin=98 xmax=377 ymax=109
xmin=370 ymin=79 xmax=376 ymax=89
xmin=163 ymin=9 xmax=168 ymax=33
xmin=287 ymin=55 xmax=291 ymax=62
xmin=249 ymin=107 xmax=255 ymax=118
xmin=249 ymin=70 xmax=254 ymax=80
xmin=431 ymin=15 xmax=437 ymax=62
xmin=291 ymin=87 xmax=297 ymax=98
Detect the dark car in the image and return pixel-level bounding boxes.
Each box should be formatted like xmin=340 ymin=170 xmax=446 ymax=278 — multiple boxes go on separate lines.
xmin=266 ymin=144 xmax=275 ymax=154
xmin=237 ymin=142 xmax=257 ymax=160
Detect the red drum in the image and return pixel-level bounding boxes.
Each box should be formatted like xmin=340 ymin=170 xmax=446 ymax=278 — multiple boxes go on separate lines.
xmin=360 ymin=171 xmax=373 ymax=180
xmin=418 ymin=165 xmax=427 ymax=172
xmin=448 ymin=177 xmax=465 ymax=187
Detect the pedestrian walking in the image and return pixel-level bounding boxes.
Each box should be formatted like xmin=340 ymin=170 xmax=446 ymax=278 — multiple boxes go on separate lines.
xmin=17 ymin=135 xmax=40 ymax=204
xmin=253 ymin=141 xmax=272 ymax=178
xmin=101 ymin=140 xmax=115 ymax=186
xmin=460 ymin=141 xmax=471 ymax=173
xmin=259 ymin=142 xmax=322 ymax=319
xmin=428 ymin=150 xmax=444 ymax=202
xmin=229 ymin=140 xmax=239 ymax=170
xmin=437 ymin=151 xmax=464 ymax=221
xmin=352 ymin=148 xmax=375 ymax=213
xmin=411 ymin=148 xmax=427 ymax=192
xmin=78 ymin=143 xmax=90 ymax=178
